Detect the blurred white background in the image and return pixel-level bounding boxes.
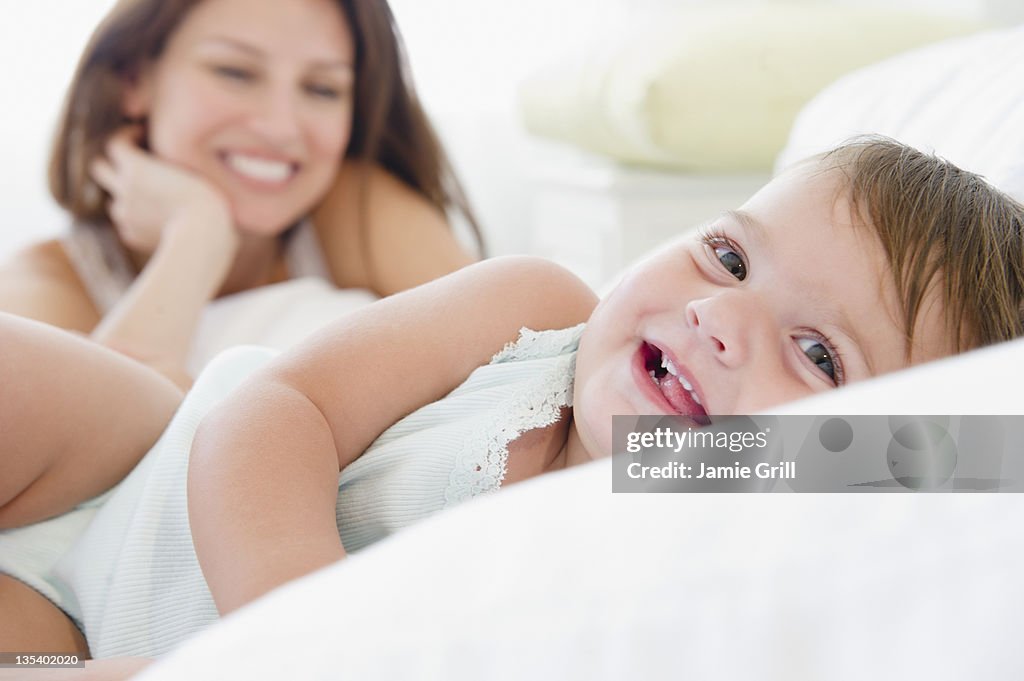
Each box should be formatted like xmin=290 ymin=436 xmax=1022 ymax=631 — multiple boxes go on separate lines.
xmin=0 ymin=0 xmax=1020 ymax=259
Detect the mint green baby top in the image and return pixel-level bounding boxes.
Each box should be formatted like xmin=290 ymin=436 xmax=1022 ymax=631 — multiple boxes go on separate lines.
xmin=0 ymin=324 xmax=585 ymax=659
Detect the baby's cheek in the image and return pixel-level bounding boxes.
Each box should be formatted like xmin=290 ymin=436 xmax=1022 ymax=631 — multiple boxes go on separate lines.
xmin=572 ymin=380 xmax=616 ymax=459
xmin=741 ymin=380 xmax=815 ymax=414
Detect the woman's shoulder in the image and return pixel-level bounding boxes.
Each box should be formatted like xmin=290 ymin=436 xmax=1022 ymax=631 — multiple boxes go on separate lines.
xmin=311 ymin=160 xmax=429 ymax=254
xmin=314 ymin=161 xmax=426 ymax=223
xmin=4 ymin=238 xmax=69 ymax=272
xmin=0 ymin=238 xmax=99 ymax=332
xmin=311 ymin=161 xmax=476 ymax=295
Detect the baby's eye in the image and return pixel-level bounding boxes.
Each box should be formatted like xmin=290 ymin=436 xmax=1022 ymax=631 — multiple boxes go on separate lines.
xmin=713 ymin=244 xmax=746 ymax=281
xmin=797 ymin=337 xmax=839 ymax=385
xmin=697 ymin=228 xmax=748 ymax=281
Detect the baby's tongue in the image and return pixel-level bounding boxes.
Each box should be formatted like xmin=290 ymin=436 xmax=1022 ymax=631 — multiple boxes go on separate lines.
xmin=658 ymin=373 xmax=694 ymax=414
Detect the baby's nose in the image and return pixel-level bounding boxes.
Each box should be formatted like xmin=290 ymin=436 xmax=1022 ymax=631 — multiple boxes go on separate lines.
xmin=686 ymin=291 xmax=773 ymax=368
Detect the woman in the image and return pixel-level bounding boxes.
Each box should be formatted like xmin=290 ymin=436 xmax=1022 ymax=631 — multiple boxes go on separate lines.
xmin=0 ymin=0 xmax=481 ymax=387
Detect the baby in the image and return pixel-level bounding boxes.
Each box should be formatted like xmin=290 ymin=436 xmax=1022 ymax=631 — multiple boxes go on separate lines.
xmin=1 ymin=137 xmax=1023 ymax=674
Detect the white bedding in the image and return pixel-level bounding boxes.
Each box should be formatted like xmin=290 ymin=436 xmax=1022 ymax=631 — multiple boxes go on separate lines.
xmin=775 ymin=24 xmax=1024 ymax=200
xmin=126 ymin=27 xmax=1024 ymax=675
xmin=138 ymin=337 xmax=1024 ymax=680
xmin=186 ymin=277 xmax=377 ymax=376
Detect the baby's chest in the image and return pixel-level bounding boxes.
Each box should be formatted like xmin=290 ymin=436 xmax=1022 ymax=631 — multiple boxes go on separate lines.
xmin=501 ymin=407 xmax=571 ymax=486
xmin=335 ymin=408 xmax=569 ymax=550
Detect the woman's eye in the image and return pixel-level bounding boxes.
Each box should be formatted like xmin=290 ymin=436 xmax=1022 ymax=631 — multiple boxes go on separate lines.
xmin=797 ymin=337 xmax=838 ymax=384
xmin=305 ymin=84 xmax=343 ymax=100
xmin=714 ymin=245 xmax=747 ymax=281
xmin=214 ymin=66 xmax=254 ymax=82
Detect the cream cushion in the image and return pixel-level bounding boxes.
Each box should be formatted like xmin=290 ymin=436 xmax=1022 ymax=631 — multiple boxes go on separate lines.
xmin=519 ymin=5 xmax=981 ymax=171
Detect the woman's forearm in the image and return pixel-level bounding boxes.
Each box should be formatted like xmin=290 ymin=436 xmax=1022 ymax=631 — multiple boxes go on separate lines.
xmin=91 ymin=203 xmax=237 ymax=387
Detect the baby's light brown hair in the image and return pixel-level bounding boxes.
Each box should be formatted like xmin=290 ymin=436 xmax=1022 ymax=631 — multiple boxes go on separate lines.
xmin=819 ymin=136 xmax=1024 ymax=357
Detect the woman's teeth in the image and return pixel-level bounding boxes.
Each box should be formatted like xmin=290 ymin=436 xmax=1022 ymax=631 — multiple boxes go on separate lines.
xmin=225 ymin=153 xmax=294 ymax=183
xmin=650 ymin=355 xmax=702 ymax=406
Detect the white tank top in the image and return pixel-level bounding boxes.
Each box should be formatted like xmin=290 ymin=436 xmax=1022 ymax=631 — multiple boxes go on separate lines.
xmin=61 ymin=221 xmax=333 ymax=313
xmin=59 ymin=222 xmax=375 ymax=377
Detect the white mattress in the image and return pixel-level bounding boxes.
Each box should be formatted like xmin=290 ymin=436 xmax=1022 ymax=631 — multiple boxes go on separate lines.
xmin=138 ymin=336 xmax=1024 ymax=680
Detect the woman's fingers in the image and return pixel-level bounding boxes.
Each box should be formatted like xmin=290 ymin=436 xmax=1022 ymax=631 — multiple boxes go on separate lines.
xmin=105 ymin=127 xmax=144 ymax=168
xmin=95 ymin=125 xmax=149 ymax=198
xmin=89 ymin=157 xmax=121 ymax=195
xmin=107 ymin=195 xmax=127 ymax=223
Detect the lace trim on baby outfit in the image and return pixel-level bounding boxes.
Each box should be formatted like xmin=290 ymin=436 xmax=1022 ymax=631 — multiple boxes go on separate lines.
xmin=443 ymin=324 xmax=585 ymax=507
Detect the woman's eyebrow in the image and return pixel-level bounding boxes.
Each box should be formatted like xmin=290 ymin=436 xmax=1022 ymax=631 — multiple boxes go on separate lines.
xmin=198 ymin=37 xmax=354 ymax=71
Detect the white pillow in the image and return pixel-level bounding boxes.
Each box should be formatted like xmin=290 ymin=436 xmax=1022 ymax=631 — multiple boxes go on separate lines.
xmin=519 ymin=5 xmax=981 ymax=171
xmin=138 ymin=337 xmax=1024 ymax=680
xmin=776 ymin=24 xmax=1024 ymax=200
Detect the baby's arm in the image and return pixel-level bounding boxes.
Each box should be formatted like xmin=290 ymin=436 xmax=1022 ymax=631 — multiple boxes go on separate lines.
xmin=188 ymin=256 xmax=597 ymax=614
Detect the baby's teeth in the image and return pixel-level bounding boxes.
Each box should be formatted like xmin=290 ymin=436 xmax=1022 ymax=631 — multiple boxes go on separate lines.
xmin=656 ymin=352 xmax=703 ymax=405
xmin=659 ymin=353 xmax=700 ymax=403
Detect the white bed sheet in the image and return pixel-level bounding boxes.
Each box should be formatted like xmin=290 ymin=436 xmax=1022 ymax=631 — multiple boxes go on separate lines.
xmin=186 ymin=277 xmax=377 ymax=377
xmin=138 ymin=337 xmax=1024 ymax=680
xmin=775 ymin=24 xmax=1024 ymax=201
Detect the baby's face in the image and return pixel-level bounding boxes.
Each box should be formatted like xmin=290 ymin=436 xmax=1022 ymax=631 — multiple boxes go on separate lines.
xmin=572 ymin=163 xmax=954 ymax=457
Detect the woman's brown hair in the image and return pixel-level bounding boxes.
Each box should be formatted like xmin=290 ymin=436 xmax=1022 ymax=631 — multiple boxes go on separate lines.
xmin=822 ymin=136 xmax=1024 ymax=355
xmin=47 ymin=0 xmax=484 ymax=258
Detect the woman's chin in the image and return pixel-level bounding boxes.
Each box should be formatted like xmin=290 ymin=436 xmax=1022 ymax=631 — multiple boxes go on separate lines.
xmin=232 ymin=212 xmax=301 ymax=239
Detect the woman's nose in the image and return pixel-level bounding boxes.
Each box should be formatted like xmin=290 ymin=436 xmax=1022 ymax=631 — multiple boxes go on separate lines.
xmin=685 ymin=292 xmax=773 ymax=368
xmin=249 ymin=88 xmax=302 ymax=145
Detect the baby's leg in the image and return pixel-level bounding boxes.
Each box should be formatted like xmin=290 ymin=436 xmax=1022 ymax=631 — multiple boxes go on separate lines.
xmin=0 ymin=574 xmax=89 ymax=656
xmin=0 ymin=313 xmax=182 ymax=529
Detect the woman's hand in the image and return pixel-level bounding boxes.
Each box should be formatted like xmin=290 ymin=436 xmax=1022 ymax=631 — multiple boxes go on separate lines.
xmin=85 ymin=126 xmax=243 ymax=388
xmin=90 ymin=127 xmax=234 ymax=255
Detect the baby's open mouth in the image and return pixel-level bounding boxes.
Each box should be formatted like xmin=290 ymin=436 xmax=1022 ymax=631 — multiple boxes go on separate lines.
xmin=641 ymin=341 xmax=711 ymax=424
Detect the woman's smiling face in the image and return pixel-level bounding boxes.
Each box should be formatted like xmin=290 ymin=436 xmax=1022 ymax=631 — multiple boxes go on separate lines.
xmin=124 ymin=0 xmax=356 ymax=234
xmin=571 ymin=162 xmax=954 ymax=457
